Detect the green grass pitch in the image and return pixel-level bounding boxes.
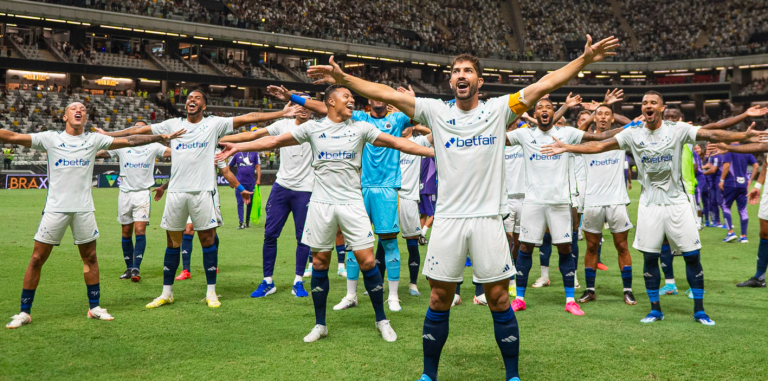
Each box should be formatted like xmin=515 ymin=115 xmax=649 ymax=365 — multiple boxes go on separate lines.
xmin=1 ymin=184 xmax=767 ymax=380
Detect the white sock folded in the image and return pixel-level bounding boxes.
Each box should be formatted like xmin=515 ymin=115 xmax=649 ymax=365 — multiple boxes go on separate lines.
xmin=346 ymin=279 xmax=358 ymax=298
xmin=388 ymin=280 xmax=399 ymax=300
xmin=294 ymin=275 xmax=302 ymax=284
xmin=206 ymin=284 xmax=216 ymax=294
xmin=162 ymin=285 xmax=173 ymax=296
xmin=541 ymin=266 xmax=549 ymax=279
xmin=264 ymin=276 xmax=274 ymax=284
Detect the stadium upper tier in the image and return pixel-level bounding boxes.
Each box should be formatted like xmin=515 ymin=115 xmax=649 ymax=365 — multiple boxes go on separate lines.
xmin=25 ymin=0 xmax=768 ymax=62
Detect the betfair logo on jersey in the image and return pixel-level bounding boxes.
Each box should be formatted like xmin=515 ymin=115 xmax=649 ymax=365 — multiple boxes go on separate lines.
xmin=175 ymin=142 xmax=209 ymax=150
xmin=590 ymin=158 xmax=620 ymax=166
xmin=640 ymin=154 xmax=673 ymax=164
xmin=54 ymin=158 xmax=90 ymax=167
xmin=444 ymin=134 xmax=497 ymax=149
xmin=124 ymin=162 xmax=152 ymax=169
xmin=317 ymin=151 xmax=356 ymax=160
xmin=400 ymin=158 xmax=414 ymax=165
xmin=505 ymin=152 xmax=524 ymax=160
xmin=529 ymin=153 xmax=561 ymax=161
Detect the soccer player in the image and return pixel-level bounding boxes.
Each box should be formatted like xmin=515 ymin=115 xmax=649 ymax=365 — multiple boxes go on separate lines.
xmin=3 ymin=102 xmax=182 ymax=329
xmin=658 ymin=105 xmax=766 ymax=294
xmin=718 ymin=144 xmax=758 ymax=242
xmin=398 ymin=125 xmax=433 ymax=296
xmin=542 ymin=91 xmax=768 ymax=325
xmin=95 ymin=121 xmax=171 ymax=282
xmin=718 ymin=139 xmax=768 ymax=287
xmin=154 ymin=154 xmax=253 ymax=280
xmin=216 ymin=84 xmax=434 ymax=342
xmin=307 ymin=35 xmax=619 ymax=381
xmin=98 ymin=89 xmax=293 ymax=308
xmin=270 ymin=86 xmax=414 ymax=312
xmin=221 ymin=93 xmax=317 ymax=298
xmin=229 ymin=151 xmax=261 ymax=229
xmin=575 ymin=105 xmax=636 ymax=305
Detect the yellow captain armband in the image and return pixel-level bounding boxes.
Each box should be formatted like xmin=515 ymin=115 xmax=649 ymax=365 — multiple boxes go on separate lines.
xmin=508 ymin=91 xmax=529 ymax=116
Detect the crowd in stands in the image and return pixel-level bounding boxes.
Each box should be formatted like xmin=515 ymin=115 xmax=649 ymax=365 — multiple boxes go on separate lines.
xmin=739 ymin=77 xmax=768 ymax=96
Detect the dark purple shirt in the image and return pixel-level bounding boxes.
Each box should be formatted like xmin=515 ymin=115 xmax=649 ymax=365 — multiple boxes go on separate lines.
xmin=420 ymin=156 xmax=436 ymax=195
xmin=229 ymin=152 xmax=260 ymax=186
xmin=722 ymin=151 xmax=756 ymax=188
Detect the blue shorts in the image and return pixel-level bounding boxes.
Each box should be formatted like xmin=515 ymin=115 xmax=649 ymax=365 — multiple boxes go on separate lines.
xmin=363 ymin=187 xmax=399 ymax=234
xmin=419 ymin=194 xmax=436 ymax=216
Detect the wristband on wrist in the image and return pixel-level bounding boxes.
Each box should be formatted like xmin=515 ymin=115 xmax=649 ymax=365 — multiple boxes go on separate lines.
xmin=236 ymin=184 xmax=245 ymax=193
xmin=720 ymin=179 xmax=725 ymax=183
xmin=755 ymin=183 xmax=763 ymax=190
xmin=290 ymin=94 xmax=306 ymax=107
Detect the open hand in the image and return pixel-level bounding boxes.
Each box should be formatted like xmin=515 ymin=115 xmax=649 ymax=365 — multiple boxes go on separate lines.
xmin=307 ymin=56 xmax=346 ymax=85
xmin=541 ymin=137 xmax=568 ymax=156
xmin=745 ymin=105 xmax=768 ymax=118
xmin=267 ymin=85 xmax=292 ymax=102
xmin=151 ymin=186 xmax=165 ymax=201
xmin=397 ymin=85 xmax=416 ymax=97
xmin=748 ymin=187 xmax=761 ymax=204
xmin=564 ymin=92 xmax=582 ymax=108
xmin=216 ymin=142 xmax=239 ymax=162
xmin=604 ymin=88 xmax=624 ymax=105
xmin=161 ymin=129 xmax=186 ymax=143
xmin=240 ymin=189 xmax=253 ymax=205
xmin=583 ymin=35 xmax=620 ymax=64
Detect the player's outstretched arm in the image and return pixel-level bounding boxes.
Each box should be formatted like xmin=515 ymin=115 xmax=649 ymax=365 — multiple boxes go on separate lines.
xmin=700 ymin=105 xmax=768 ymax=130
xmin=109 ymin=129 xmax=185 ymax=150
xmin=152 ymin=181 xmax=168 ymax=201
xmin=715 ymin=141 xmax=768 ymax=154
xmin=96 ymin=124 xmax=153 ymax=137
xmin=215 ymin=132 xmax=299 ymax=161
xmin=219 ymin=165 xmax=252 ymax=204
xmin=268 ymin=85 xmax=329 ymax=116
xmin=697 ymin=122 xmax=768 ymax=143
xmin=372 ymin=133 xmax=434 ymax=157
xmin=522 ymin=35 xmax=619 ymax=106
xmin=541 ymin=136 xmax=621 ymax=156
xmin=232 ymin=104 xmax=300 ymax=129
xmin=219 ymin=128 xmax=271 ymax=143
xmin=0 ymin=129 xmax=32 ymax=148
xmin=307 ymin=56 xmax=415 ymax=118
xmin=582 ymin=127 xmax=623 ymax=141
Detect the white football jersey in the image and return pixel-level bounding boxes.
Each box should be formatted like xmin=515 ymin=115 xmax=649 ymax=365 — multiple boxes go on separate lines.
xmin=583 ymin=149 xmax=630 ymax=207
xmin=568 ymin=153 xmax=587 ymax=195
xmin=290 ymin=117 xmax=381 ymax=204
xmin=151 ymin=116 xmax=233 ymax=193
xmin=267 ymin=119 xmax=314 ymax=192
xmin=506 ymin=126 xmax=585 ymax=205
xmin=31 ymin=130 xmax=114 ymax=213
xmin=108 ymin=143 xmax=167 ymax=192
xmin=504 ymin=144 xmax=525 ymax=197
xmin=399 ymin=135 xmax=432 ymax=201
xmin=413 ymin=92 xmax=526 ymax=218
xmin=615 ymin=121 xmax=700 ymax=205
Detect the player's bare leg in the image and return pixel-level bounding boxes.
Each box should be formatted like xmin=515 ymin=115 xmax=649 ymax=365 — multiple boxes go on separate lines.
xmin=8 ymin=241 xmax=54 ymax=328
xmin=78 ymin=240 xmax=113 ymax=321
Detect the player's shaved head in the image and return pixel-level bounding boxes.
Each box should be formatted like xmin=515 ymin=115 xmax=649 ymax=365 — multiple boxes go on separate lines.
xmin=533 ymin=98 xmax=555 ymax=130
xmin=663 ymin=104 xmax=682 ymax=122
xmin=324 ymin=84 xmax=354 ymax=121
xmin=595 ymin=105 xmax=614 ymax=132
xmin=642 ymin=91 xmax=666 ymax=126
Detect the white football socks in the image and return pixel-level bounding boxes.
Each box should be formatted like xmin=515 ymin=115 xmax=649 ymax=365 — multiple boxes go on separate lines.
xmin=162 ymin=285 xmax=173 ymax=296
xmin=294 ymin=275 xmax=302 ymax=284
xmin=665 ymin=279 xmax=675 ymax=285
xmin=566 ymin=297 xmax=575 ymax=303
xmin=206 ymin=284 xmax=216 ymax=294
xmin=264 ymin=276 xmax=273 ymax=284
xmin=388 ymin=280 xmax=399 ymax=300
xmin=346 ymin=279 xmax=358 ymax=298
xmin=541 ymin=266 xmax=550 ymax=279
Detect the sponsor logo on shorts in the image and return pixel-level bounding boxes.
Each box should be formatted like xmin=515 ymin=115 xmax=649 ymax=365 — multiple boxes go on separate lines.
xmin=210 ymin=219 xmax=216 ymax=224
xmin=502 ymin=264 xmax=511 ymax=272
xmin=93 ymin=229 xmax=99 ymax=235
xmin=564 ymin=232 xmax=570 ymax=238
xmin=694 ymin=239 xmax=701 ymax=244
xmin=367 ymin=232 xmax=373 ymax=238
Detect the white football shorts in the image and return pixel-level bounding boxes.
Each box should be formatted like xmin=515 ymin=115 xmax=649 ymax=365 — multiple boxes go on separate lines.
xmin=302 ymin=201 xmax=375 ymax=252
xmin=633 ymin=202 xmax=702 ymax=253
xmin=503 ymin=197 xmax=523 ymax=234
xmin=423 ymin=215 xmax=515 ymax=284
xmin=117 ymin=189 xmax=152 ymax=225
xmin=162 ymin=191 xmax=219 ymax=231
xmin=399 ymin=197 xmax=422 ymax=238
xmin=35 ymin=212 xmax=100 ymax=245
xmin=519 ymin=203 xmax=573 ymax=245
xmin=582 ymin=204 xmax=633 ymax=234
